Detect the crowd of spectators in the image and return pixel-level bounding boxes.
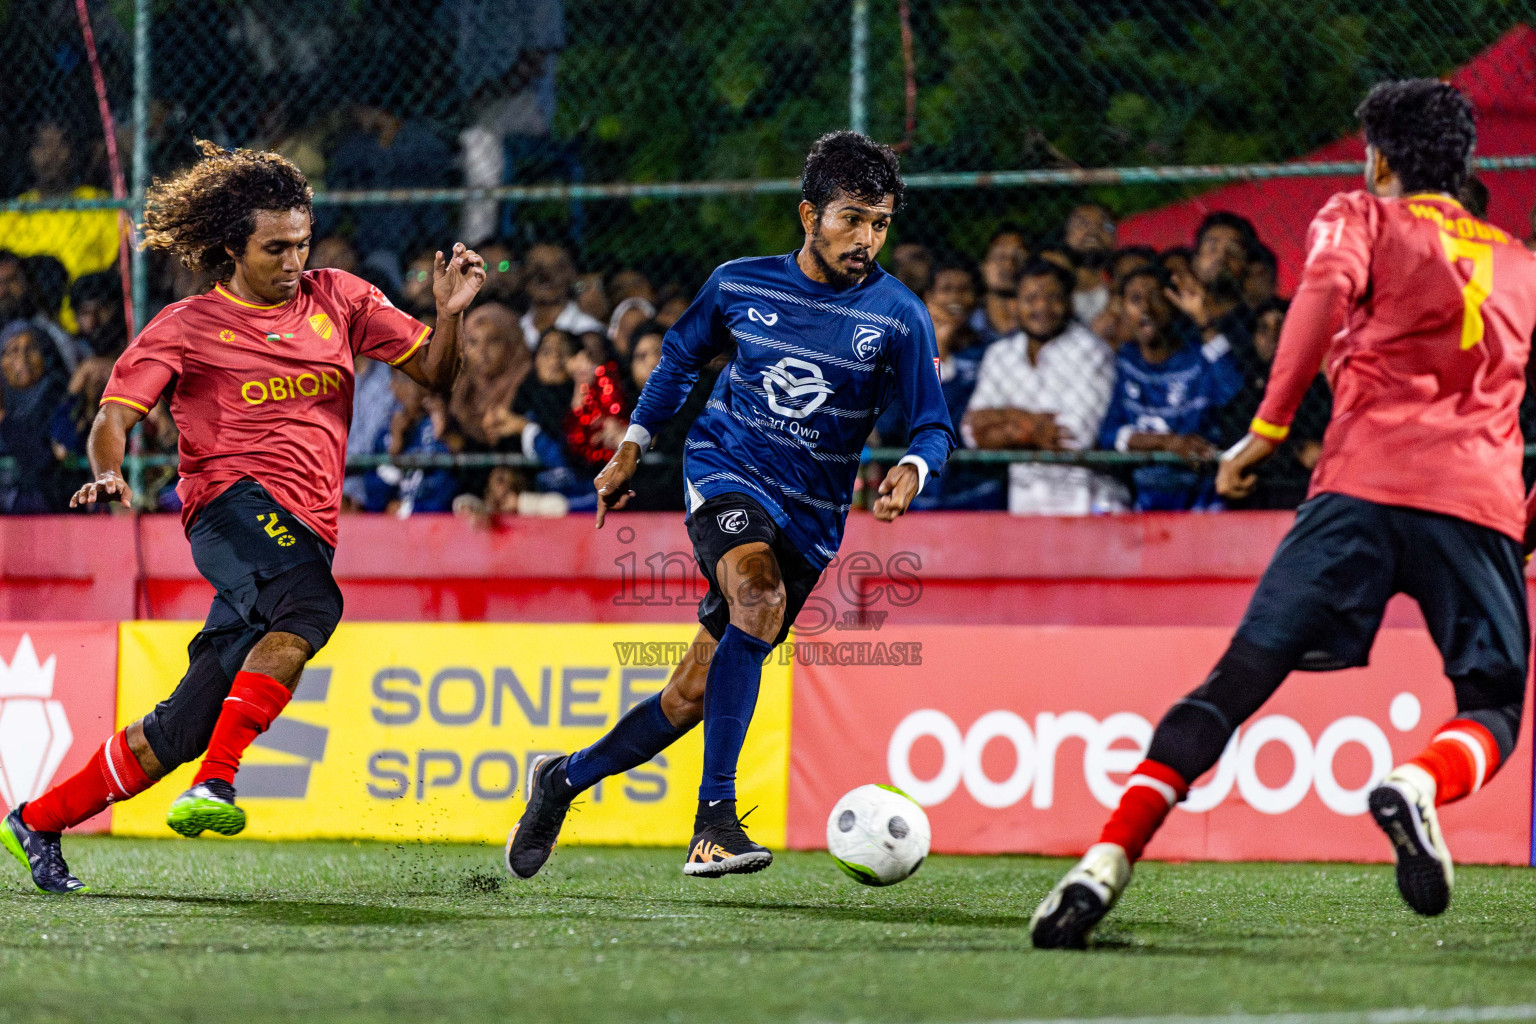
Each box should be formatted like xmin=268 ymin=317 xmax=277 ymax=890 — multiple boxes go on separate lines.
xmin=0 ymin=192 xmax=1325 ymax=518
xmin=8 ymin=108 xmax=1516 ymax=518
xmin=879 ymin=202 xmax=1339 ymax=514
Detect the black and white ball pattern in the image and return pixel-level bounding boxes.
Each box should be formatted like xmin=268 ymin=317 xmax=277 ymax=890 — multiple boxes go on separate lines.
xmin=825 ymin=784 xmax=932 ymax=886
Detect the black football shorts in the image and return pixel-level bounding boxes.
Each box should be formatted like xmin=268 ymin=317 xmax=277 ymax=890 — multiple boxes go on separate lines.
xmin=686 ymin=492 xmax=824 ymax=647
xmin=1235 ymin=492 xmax=1529 ymax=681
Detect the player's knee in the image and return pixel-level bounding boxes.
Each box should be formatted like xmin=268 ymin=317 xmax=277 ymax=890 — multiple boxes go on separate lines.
xmin=1147 ymin=638 xmax=1295 ymax=784
xmin=1188 ymin=636 xmax=1294 ymax=724
xmin=262 ymin=561 xmax=344 ymax=654
xmin=141 ymin=637 xmax=233 ymax=772
xmin=726 ymin=579 xmax=785 ymax=643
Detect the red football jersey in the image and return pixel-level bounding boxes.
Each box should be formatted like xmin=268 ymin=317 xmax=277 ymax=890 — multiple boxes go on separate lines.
xmin=1254 ymin=191 xmax=1536 ymax=540
xmin=102 ymin=269 xmax=430 ymax=546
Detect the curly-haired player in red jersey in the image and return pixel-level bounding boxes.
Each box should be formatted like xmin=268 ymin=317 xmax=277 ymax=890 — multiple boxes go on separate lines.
xmin=0 ymin=142 xmax=485 ymax=893
xmin=1033 ymin=80 xmax=1536 ymax=947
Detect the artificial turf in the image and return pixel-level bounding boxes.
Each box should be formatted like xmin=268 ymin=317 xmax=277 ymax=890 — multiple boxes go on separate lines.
xmin=1 ymin=838 xmax=1534 ymax=1023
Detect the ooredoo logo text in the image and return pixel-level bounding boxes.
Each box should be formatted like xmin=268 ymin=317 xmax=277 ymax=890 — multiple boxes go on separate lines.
xmin=887 ymin=693 xmax=1429 ymax=818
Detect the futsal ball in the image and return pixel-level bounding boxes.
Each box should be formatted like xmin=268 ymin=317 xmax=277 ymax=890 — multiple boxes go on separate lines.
xmin=826 ymin=784 xmax=931 ymax=886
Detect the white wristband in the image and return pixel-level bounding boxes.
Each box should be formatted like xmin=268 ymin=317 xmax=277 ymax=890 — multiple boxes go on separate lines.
xmin=897 ymin=454 xmax=930 ymax=494
xmin=622 ymin=423 xmax=653 ymax=450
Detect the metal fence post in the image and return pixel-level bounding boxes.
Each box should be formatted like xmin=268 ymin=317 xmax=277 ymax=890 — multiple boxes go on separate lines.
xmin=127 ymin=0 xmax=150 ymax=509
xmin=130 ymin=0 xmax=149 ymax=338
xmin=849 ymin=0 xmax=869 ymax=135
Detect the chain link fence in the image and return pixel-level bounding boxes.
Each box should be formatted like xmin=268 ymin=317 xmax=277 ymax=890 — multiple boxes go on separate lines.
xmin=4 ymin=0 xmax=1536 ymax=513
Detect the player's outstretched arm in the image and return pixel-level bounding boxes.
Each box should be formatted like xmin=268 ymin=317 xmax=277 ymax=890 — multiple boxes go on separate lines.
xmin=401 ymin=243 xmax=486 ymax=393
xmin=70 ymin=401 xmax=143 ymax=507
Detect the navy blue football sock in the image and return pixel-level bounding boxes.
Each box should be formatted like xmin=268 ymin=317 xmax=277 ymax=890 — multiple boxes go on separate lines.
xmin=699 ymin=625 xmax=774 ymax=802
xmin=564 ymin=692 xmax=689 ymax=793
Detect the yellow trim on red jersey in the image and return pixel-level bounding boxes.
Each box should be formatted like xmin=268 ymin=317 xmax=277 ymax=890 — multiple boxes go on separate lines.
xmin=1249 ymin=417 xmax=1290 ymax=442
xmin=101 ymin=395 xmax=150 ymax=414
xmin=388 ymin=324 xmax=432 ymax=366
xmin=214 ymin=283 xmax=289 ymax=310
xmin=1404 ymin=192 xmax=1465 ymax=211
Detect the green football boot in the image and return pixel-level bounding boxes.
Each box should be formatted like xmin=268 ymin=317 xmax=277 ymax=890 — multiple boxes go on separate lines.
xmin=166 ymin=780 xmax=246 ymax=838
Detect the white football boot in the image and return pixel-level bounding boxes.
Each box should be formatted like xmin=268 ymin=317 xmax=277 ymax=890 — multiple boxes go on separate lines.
xmin=1368 ymin=764 xmax=1453 ymax=916
xmin=1030 ymin=842 xmax=1132 ymax=949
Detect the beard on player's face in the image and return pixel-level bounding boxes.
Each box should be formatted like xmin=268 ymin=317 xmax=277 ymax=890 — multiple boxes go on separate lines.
xmin=809 ymin=227 xmax=873 ymax=290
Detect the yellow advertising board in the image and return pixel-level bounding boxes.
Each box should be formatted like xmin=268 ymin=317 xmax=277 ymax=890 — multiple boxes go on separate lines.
xmin=114 ymin=622 xmax=792 ymax=847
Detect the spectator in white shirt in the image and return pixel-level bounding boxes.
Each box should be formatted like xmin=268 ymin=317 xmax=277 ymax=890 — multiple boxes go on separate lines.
xmin=964 ymin=260 xmax=1125 ymax=515
xmin=519 ymin=242 xmax=605 ymax=347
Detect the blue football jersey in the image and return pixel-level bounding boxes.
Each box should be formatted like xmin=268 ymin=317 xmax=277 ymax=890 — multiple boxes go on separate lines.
xmin=1098 ymin=337 xmax=1244 ymax=510
xmin=630 ymin=253 xmax=955 ymax=566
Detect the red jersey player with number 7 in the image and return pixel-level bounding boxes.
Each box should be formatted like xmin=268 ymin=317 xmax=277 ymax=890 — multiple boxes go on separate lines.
xmin=0 ymin=142 xmax=485 ymax=894
xmin=1034 ymin=80 xmax=1536 ymax=948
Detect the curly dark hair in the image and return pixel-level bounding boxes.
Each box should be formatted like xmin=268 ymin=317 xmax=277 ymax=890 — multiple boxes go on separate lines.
xmin=141 ymin=140 xmax=313 ymax=280
xmin=801 ymin=131 xmax=904 ymax=214
xmin=1357 ymin=79 xmax=1476 ymax=196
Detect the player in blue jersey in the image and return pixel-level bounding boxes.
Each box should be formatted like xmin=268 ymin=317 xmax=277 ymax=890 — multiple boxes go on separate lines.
xmin=504 ymin=131 xmax=955 ymax=879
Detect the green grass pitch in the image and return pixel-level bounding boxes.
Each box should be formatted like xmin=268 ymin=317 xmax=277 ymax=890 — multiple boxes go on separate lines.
xmin=2 ymin=838 xmax=1535 ymax=1023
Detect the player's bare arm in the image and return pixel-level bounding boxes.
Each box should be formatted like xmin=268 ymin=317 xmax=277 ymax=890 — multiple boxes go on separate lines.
xmin=594 ymin=440 xmax=641 ymax=528
xmin=69 ymin=399 xmax=143 ymax=507
xmin=398 ymin=243 xmax=486 ymax=392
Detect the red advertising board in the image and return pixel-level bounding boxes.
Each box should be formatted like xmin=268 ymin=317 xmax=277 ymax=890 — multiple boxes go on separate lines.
xmin=0 ymin=623 xmax=120 ymax=833
xmin=788 ymin=626 xmax=1533 ymax=865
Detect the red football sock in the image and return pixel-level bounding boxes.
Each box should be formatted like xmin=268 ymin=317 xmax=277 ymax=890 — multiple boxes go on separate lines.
xmin=1409 ymin=719 xmax=1503 ymax=805
xmin=1097 ymin=759 xmax=1189 ymax=862
xmin=22 ymin=728 xmax=154 ymax=833
xmin=192 ymin=671 xmax=293 ymax=786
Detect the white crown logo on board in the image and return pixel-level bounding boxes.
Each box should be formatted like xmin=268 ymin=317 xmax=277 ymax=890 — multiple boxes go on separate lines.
xmin=0 ymin=635 xmax=73 ymax=808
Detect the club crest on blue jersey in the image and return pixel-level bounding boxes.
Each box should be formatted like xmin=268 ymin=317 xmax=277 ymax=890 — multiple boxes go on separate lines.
xmin=853 ymin=324 xmax=882 ymax=361
xmin=762 ymin=357 xmax=834 ymax=419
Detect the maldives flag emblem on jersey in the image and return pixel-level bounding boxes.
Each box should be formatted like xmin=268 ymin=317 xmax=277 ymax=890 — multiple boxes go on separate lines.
xmin=308 ymin=313 xmax=334 ymax=340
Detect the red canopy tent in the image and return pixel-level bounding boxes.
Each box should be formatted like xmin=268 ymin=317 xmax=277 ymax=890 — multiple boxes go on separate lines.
xmin=1116 ymin=24 xmax=1536 ymax=294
